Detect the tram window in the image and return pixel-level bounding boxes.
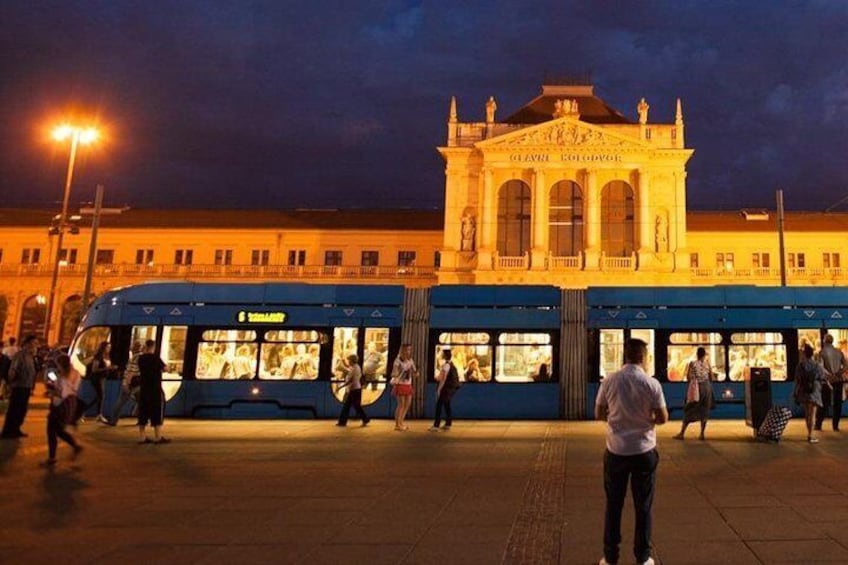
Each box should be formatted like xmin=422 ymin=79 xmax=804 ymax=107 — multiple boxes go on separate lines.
xmin=130 ymin=326 xmax=157 ymax=361
xmin=599 ymin=330 xmax=624 ymax=379
xmin=728 ymin=343 xmax=787 ymax=382
xmin=667 ymin=346 xmax=727 ymax=382
xmin=669 ymin=332 xmax=722 ymax=345
xmin=362 ymin=328 xmax=389 ymax=381
xmin=162 ymin=326 xmax=187 ymax=379
xmin=495 ymin=333 xmax=553 ymax=382
xmin=630 ymin=329 xmax=655 ymax=377
xmin=797 ymin=329 xmax=821 ymax=353
xmin=196 ymin=329 xmax=257 ymax=380
xmin=259 ymin=330 xmax=321 ymax=380
xmin=731 ymin=332 xmax=783 ymax=344
xmin=333 ymin=327 xmax=359 ymax=380
xmin=826 ymin=329 xmax=848 ymax=358
xmin=71 ymin=326 xmax=111 ymax=375
xmin=436 ymin=332 xmax=492 ymax=383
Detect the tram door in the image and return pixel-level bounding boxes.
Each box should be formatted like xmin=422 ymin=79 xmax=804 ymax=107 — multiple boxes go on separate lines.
xmin=126 ymin=322 xmax=188 ymax=401
xmin=329 ymin=321 xmax=396 ymax=406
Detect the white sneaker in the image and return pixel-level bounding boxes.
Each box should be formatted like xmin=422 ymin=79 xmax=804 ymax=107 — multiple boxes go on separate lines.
xmin=639 ymin=558 xmax=655 ymax=565
xmin=428 ymin=426 xmax=440 ymax=432
xmin=442 ymin=425 xmax=451 ymax=431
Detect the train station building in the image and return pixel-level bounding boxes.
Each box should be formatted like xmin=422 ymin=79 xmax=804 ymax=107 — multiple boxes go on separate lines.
xmin=1 ymin=81 xmax=848 ymax=344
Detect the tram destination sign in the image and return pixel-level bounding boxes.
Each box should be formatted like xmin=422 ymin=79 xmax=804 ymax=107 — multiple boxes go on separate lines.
xmin=236 ymin=310 xmax=288 ymax=324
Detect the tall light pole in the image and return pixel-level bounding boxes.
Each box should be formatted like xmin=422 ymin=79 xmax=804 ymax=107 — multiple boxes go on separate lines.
xmin=43 ymin=124 xmax=99 ymax=344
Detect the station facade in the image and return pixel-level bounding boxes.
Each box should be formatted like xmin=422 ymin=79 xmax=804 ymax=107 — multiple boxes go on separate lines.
xmin=1 ymin=82 xmax=847 ymax=344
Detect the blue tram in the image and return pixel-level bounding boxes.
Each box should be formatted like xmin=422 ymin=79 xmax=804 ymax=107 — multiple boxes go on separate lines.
xmin=70 ymin=282 xmax=848 ymax=420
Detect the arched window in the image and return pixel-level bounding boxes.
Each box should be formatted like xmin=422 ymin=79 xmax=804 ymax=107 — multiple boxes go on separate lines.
xmin=59 ymin=295 xmax=84 ymax=347
xmin=601 ymin=181 xmax=635 ymax=257
xmin=549 ymin=180 xmax=584 ymax=257
xmin=497 ymin=180 xmax=531 ymax=256
xmin=19 ymin=294 xmax=47 ymax=340
xmin=0 ymin=296 xmax=7 ymax=341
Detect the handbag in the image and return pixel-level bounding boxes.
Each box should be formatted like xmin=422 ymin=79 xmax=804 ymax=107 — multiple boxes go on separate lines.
xmin=685 ymin=363 xmax=700 ymax=404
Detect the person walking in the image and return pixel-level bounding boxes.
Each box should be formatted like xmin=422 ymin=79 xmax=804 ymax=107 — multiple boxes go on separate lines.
xmin=136 ymin=340 xmax=170 ymax=444
xmin=596 ymin=338 xmax=668 ymax=565
xmin=336 ymin=354 xmax=370 ymax=427
xmin=85 ymin=341 xmax=113 ymax=423
xmin=107 ymin=341 xmax=142 ymax=426
xmin=390 ymin=343 xmax=417 ymax=431
xmin=1 ymin=335 xmax=39 ymax=439
xmin=44 ymin=354 xmax=83 ymax=466
xmin=816 ymin=334 xmax=846 ymax=432
xmin=673 ymin=347 xmax=716 ymax=440
xmin=429 ymin=349 xmax=460 ymax=432
xmin=795 ymin=343 xmax=829 ymax=443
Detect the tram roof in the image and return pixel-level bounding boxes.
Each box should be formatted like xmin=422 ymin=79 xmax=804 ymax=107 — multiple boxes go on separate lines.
xmin=587 ymin=286 xmax=848 ymax=308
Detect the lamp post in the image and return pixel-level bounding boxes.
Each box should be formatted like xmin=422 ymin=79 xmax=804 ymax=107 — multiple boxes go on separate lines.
xmin=43 ymin=124 xmax=98 ymax=344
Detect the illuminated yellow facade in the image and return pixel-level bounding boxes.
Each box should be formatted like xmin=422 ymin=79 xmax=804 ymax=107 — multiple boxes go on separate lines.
xmin=2 ymin=82 xmax=847 ymax=344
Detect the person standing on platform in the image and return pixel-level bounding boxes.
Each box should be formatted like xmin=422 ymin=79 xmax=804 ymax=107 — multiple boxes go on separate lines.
xmin=429 ymin=349 xmax=460 ymax=432
xmin=1 ymin=335 xmax=39 ymax=439
xmin=44 ymin=354 xmax=83 ymax=465
xmin=86 ymin=341 xmax=113 ymax=423
xmin=673 ymin=347 xmax=715 ymax=441
xmin=136 ymin=340 xmax=170 ymax=444
xmin=816 ymin=334 xmax=846 ymax=432
xmin=795 ymin=343 xmax=829 ymax=443
xmin=108 ymin=341 xmax=142 ymax=426
xmin=596 ymin=338 xmax=667 ymax=565
xmin=390 ymin=343 xmax=417 ymax=431
xmin=336 ymin=354 xmax=370 ymax=427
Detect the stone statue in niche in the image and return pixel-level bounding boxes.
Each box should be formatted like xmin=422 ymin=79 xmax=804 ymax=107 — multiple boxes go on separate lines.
xmin=461 ymin=213 xmax=476 ymax=251
xmin=485 ymin=96 xmax=497 ymax=123
xmin=655 ymin=214 xmax=668 ymax=253
xmin=637 ymin=97 xmax=650 ymax=124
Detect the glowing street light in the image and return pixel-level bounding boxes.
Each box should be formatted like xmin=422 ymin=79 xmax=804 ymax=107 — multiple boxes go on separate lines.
xmin=43 ymin=123 xmax=100 ymax=344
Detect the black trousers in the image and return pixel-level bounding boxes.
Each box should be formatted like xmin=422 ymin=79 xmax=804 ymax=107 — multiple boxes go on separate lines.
xmin=1 ymin=386 xmax=32 ymax=437
xmin=603 ymin=448 xmax=659 ymax=565
xmin=86 ymin=374 xmax=105 ymax=417
xmin=816 ymin=383 xmax=843 ymax=431
xmin=338 ymin=389 xmax=368 ymax=425
xmin=433 ymin=389 xmax=453 ymax=427
xmin=47 ymin=405 xmax=77 ymax=459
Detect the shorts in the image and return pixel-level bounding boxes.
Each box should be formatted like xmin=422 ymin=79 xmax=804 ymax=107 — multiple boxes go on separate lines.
xmin=391 ymin=383 xmax=413 ymax=397
xmin=137 ymin=391 xmax=164 ymax=427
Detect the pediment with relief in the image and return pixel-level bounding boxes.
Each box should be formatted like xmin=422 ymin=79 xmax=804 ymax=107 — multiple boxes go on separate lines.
xmin=476 ymin=118 xmax=644 ymax=149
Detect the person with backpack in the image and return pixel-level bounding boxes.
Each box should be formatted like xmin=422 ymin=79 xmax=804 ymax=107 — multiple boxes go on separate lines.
xmin=794 ymin=343 xmax=830 ymax=443
xmin=429 ymin=349 xmax=461 ymax=432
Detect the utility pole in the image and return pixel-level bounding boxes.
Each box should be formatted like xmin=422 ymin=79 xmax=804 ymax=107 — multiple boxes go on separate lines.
xmin=81 ymin=184 xmax=104 ymax=311
xmin=777 ymin=189 xmax=786 ymax=287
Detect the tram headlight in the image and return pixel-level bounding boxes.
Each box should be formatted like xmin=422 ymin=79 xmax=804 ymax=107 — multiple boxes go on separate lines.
xmin=251 ymin=386 xmax=260 ymax=396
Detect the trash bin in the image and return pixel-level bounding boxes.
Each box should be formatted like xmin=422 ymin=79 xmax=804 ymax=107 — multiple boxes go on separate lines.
xmin=744 ymin=367 xmax=772 ymax=433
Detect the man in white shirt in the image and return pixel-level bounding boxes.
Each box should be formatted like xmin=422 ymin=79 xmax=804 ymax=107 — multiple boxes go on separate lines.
xmin=595 ymin=339 xmax=668 ymax=565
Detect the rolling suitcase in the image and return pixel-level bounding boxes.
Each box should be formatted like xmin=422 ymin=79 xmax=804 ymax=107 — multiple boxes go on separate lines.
xmin=757 ymin=406 xmax=792 ymax=442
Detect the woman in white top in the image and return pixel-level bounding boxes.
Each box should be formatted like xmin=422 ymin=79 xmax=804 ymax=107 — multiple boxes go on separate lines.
xmin=45 ymin=354 xmax=83 ymax=466
xmin=391 ymin=344 xmax=417 ymax=431
xmin=335 ymin=354 xmax=370 ymax=427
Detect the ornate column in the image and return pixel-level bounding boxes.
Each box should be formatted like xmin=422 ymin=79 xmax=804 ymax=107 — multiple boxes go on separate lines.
xmin=673 ymin=170 xmax=688 ymax=270
xmin=583 ymin=169 xmax=601 ymax=269
xmin=637 ymin=169 xmax=652 ymax=271
xmin=477 ymin=167 xmax=495 ymax=271
xmin=531 ymin=168 xmax=548 ymax=270
xmin=437 ymin=167 xmax=461 ymax=271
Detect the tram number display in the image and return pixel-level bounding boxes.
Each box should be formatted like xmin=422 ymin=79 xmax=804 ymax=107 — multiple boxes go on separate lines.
xmin=236 ymin=311 xmax=288 ymax=324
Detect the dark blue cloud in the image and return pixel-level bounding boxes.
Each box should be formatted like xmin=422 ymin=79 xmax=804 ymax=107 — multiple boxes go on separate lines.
xmin=0 ymin=1 xmax=846 ymax=211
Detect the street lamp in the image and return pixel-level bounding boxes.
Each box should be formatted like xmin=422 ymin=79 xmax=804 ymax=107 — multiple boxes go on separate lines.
xmin=43 ymin=123 xmax=99 ymax=344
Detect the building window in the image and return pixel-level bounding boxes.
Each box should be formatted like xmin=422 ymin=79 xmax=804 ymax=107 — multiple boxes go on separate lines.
xmin=324 ymin=250 xmax=342 ymax=266
xmin=716 ymin=252 xmax=734 ymax=271
xmin=175 ymin=249 xmax=194 ymax=265
xmin=752 ymin=252 xmax=770 ymax=269
xmin=398 ymin=251 xmax=416 ymax=266
xmin=252 ymin=249 xmax=271 ymax=266
xmin=58 ymin=248 xmax=78 ymax=265
xmin=214 ymin=249 xmax=233 ymax=266
xmin=286 ymin=250 xmax=304 ymax=266
xmin=689 ymin=253 xmax=699 ymax=269
xmin=789 ymin=252 xmax=806 ymax=269
xmin=21 ymin=248 xmax=41 ymax=264
xmin=136 ymin=249 xmax=154 ymax=265
xmin=435 ymin=250 xmax=441 ymax=268
xmin=361 ymin=251 xmax=379 ymax=267
xmin=824 ymin=252 xmax=840 ymax=269
xmin=497 ymin=180 xmax=532 ymax=257
xmin=600 ymin=181 xmax=635 ymax=257
xmin=0 ymin=249 xmax=3 ymax=264
xmin=549 ymin=180 xmax=584 ymax=257
xmin=95 ymin=249 xmax=115 ymax=265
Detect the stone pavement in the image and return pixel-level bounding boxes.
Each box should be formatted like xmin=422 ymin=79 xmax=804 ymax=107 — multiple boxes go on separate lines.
xmin=2 ymin=408 xmax=848 ymax=564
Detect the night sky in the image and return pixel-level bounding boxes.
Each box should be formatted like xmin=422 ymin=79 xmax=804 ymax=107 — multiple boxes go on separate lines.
xmin=1 ymin=2 xmax=846 ymax=212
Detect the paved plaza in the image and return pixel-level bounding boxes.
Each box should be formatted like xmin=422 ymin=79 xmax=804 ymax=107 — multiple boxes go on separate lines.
xmin=3 ymin=404 xmax=848 ymax=564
